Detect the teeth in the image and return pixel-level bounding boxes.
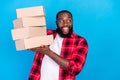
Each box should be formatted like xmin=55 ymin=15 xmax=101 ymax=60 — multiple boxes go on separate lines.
xmin=62 ymin=27 xmax=69 ymax=33
xmin=63 ymin=27 xmax=68 ymax=30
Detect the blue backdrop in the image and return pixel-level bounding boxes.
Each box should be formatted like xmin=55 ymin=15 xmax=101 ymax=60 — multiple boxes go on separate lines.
xmin=0 ymin=0 xmax=120 ymax=80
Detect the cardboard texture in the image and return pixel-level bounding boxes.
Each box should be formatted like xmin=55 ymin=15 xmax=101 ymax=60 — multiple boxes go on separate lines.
xmin=11 ymin=6 xmax=53 ymax=51
xmin=15 ymin=35 xmax=53 ymax=50
xmin=13 ymin=17 xmax=46 ymax=28
xmin=11 ymin=27 xmax=46 ymax=40
xmin=16 ymin=6 xmax=45 ymax=18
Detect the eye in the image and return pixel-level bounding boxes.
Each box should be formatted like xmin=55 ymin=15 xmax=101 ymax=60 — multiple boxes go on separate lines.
xmin=58 ymin=19 xmax=64 ymax=23
xmin=57 ymin=19 xmax=72 ymax=24
xmin=66 ymin=20 xmax=72 ymax=23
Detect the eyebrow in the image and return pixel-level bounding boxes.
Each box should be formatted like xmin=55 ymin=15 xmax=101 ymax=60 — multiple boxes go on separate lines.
xmin=57 ymin=17 xmax=72 ymax=20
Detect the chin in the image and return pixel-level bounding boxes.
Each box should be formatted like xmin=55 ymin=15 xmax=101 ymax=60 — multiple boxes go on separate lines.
xmin=63 ymin=32 xmax=69 ymax=35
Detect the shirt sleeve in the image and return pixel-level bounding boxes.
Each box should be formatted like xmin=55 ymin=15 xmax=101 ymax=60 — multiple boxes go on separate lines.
xmin=67 ymin=38 xmax=88 ymax=75
xmin=28 ymin=52 xmax=41 ymax=80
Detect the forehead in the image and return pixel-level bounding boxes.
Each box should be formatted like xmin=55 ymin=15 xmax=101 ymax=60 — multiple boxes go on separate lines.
xmin=58 ymin=12 xmax=72 ymax=19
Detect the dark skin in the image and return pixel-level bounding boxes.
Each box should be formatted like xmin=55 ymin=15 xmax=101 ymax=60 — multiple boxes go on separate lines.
xmin=28 ymin=12 xmax=73 ymax=70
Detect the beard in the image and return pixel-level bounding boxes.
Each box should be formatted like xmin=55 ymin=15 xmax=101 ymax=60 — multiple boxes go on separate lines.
xmin=56 ymin=26 xmax=73 ymax=38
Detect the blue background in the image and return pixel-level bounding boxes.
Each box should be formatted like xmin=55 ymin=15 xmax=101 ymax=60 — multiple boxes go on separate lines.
xmin=0 ymin=0 xmax=120 ymax=80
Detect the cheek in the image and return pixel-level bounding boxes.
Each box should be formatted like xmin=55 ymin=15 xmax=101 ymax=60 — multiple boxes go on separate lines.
xmin=57 ymin=23 xmax=63 ymax=28
xmin=68 ymin=24 xmax=72 ymax=28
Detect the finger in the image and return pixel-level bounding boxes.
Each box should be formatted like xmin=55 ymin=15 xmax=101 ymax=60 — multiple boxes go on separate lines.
xmin=27 ymin=49 xmax=30 ymax=50
xmin=40 ymin=45 xmax=45 ymax=48
xmin=29 ymin=48 xmax=36 ymax=52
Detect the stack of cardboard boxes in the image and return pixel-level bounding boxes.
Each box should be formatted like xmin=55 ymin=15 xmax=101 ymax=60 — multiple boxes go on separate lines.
xmin=11 ymin=6 xmax=53 ymax=51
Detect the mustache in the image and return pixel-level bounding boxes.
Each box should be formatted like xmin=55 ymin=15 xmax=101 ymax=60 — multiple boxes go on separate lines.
xmin=56 ymin=27 xmax=73 ymax=38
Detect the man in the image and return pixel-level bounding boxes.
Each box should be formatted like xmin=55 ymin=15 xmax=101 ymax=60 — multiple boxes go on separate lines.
xmin=28 ymin=10 xmax=88 ymax=80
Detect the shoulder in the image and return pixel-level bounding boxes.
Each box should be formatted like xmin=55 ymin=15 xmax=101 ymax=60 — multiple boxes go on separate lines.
xmin=73 ymin=32 xmax=85 ymax=40
xmin=47 ymin=30 xmax=56 ymax=35
xmin=47 ymin=29 xmax=57 ymax=39
xmin=73 ymin=33 xmax=88 ymax=46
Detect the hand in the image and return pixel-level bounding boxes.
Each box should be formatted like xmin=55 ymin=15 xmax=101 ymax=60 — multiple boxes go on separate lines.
xmin=28 ymin=45 xmax=69 ymax=70
xmin=27 ymin=45 xmax=50 ymax=54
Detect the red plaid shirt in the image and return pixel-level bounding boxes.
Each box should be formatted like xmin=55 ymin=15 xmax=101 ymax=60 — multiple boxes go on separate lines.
xmin=29 ymin=30 xmax=88 ymax=80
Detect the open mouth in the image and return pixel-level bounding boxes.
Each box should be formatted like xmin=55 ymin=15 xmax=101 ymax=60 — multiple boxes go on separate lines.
xmin=62 ymin=27 xmax=69 ymax=34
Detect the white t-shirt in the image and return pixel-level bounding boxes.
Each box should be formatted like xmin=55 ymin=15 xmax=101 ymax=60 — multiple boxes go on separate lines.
xmin=41 ymin=34 xmax=64 ymax=80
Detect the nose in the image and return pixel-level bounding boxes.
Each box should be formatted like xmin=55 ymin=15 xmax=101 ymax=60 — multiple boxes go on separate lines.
xmin=62 ymin=20 xmax=70 ymax=27
xmin=63 ymin=21 xmax=68 ymax=26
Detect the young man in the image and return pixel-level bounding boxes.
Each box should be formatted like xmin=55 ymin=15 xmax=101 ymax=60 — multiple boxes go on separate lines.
xmin=28 ymin=10 xmax=88 ymax=80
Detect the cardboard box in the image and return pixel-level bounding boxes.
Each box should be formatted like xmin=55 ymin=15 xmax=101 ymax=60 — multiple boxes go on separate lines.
xmin=15 ymin=35 xmax=53 ymax=50
xmin=13 ymin=17 xmax=46 ymax=28
xmin=16 ymin=6 xmax=45 ymax=18
xmin=11 ymin=27 xmax=47 ymax=40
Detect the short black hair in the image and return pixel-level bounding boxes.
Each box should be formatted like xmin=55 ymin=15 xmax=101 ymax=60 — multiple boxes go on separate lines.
xmin=56 ymin=10 xmax=72 ymax=19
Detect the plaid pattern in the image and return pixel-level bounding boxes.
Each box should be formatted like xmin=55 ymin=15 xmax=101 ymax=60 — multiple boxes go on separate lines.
xmin=29 ymin=30 xmax=88 ymax=80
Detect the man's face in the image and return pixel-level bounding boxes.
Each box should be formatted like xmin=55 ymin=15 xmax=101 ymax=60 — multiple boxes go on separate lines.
xmin=56 ymin=12 xmax=73 ymax=37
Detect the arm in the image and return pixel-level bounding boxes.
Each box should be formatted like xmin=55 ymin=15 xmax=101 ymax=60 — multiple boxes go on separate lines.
xmin=30 ymin=46 xmax=69 ymax=70
xmin=29 ymin=38 xmax=88 ymax=75
xmin=46 ymin=49 xmax=69 ymax=70
xmin=67 ymin=38 xmax=88 ymax=75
